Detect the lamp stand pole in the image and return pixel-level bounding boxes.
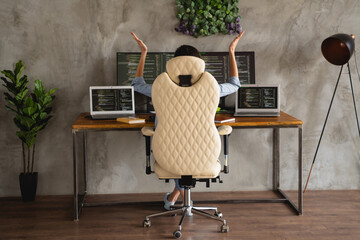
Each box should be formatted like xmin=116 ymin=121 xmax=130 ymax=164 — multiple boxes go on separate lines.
xmin=348 ymin=63 xmax=360 ymax=136
xmin=304 ymin=62 xmax=360 ymax=193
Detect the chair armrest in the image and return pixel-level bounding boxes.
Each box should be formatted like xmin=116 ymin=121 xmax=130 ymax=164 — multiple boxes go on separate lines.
xmin=142 ymin=126 xmax=155 ymax=137
xmin=218 ymin=126 xmax=232 ymax=174
xmin=218 ymin=125 xmax=232 ymax=135
xmin=142 ymin=127 xmax=154 ymax=175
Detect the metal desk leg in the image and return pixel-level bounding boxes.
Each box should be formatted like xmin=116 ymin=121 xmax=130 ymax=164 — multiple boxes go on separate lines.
xmin=298 ymin=126 xmax=303 ymax=215
xmin=273 ymin=128 xmax=280 ymax=190
xmin=73 ymin=130 xmax=79 ymax=221
xmin=83 ymin=132 xmax=87 ymax=194
xmin=273 ymin=126 xmax=303 ymax=215
xmin=73 ymin=131 xmax=89 ymax=220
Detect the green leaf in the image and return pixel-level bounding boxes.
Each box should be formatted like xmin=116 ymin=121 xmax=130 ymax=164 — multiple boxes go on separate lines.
xmin=15 ymin=67 xmax=25 ymax=88
xmin=1 ymin=76 xmax=11 ymax=86
xmin=34 ymin=79 xmax=45 ymax=94
xmin=14 ymin=60 xmax=23 ymax=75
xmin=16 ymin=66 xmax=24 ymax=83
xmin=32 ymin=113 xmax=39 ymax=120
xmin=15 ymin=131 xmax=26 ymax=143
xmin=5 ymin=98 xmax=16 ymax=107
xmin=15 ymin=89 xmax=28 ymax=102
xmin=23 ymin=106 xmax=37 ymax=117
xmin=1 ymin=70 xmax=15 ymax=83
xmin=24 ymin=97 xmax=33 ymax=107
xmin=4 ymin=92 xmax=16 ymax=102
xmin=39 ymin=112 xmax=47 ymax=119
xmin=3 ymin=83 xmax=17 ymax=95
xmin=14 ymin=117 xmax=28 ymax=131
xmin=20 ymin=116 xmax=36 ymax=130
xmin=5 ymin=105 xmax=17 ymax=113
xmin=18 ymin=75 xmax=28 ymax=89
xmin=36 ymin=119 xmax=48 ymax=128
xmin=17 ymin=130 xmax=37 ymax=148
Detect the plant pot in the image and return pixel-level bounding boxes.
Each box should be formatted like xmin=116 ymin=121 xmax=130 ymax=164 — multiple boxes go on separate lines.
xmin=19 ymin=172 xmax=38 ymax=202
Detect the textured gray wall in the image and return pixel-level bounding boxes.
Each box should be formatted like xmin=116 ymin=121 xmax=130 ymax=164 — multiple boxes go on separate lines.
xmin=0 ymin=0 xmax=359 ymax=197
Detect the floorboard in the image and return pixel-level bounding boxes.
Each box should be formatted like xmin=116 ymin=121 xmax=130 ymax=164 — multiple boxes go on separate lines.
xmin=0 ymin=190 xmax=359 ymax=240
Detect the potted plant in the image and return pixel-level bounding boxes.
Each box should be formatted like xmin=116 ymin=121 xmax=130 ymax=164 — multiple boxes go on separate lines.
xmin=1 ymin=60 xmax=56 ymax=201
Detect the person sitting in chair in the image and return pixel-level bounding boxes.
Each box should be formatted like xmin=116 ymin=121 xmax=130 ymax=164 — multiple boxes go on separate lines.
xmin=131 ymin=31 xmax=245 ymax=210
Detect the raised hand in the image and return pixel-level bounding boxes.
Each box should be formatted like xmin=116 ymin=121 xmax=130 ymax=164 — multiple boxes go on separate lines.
xmin=131 ymin=32 xmax=147 ymax=53
xmin=131 ymin=32 xmax=147 ymax=77
xmin=229 ymin=30 xmax=245 ymax=52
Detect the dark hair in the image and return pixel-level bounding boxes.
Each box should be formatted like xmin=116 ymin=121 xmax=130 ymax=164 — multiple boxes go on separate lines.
xmin=174 ymin=45 xmax=201 ymax=59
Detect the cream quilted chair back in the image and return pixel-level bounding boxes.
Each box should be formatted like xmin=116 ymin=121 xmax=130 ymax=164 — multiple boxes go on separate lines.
xmin=152 ymin=56 xmax=221 ymax=179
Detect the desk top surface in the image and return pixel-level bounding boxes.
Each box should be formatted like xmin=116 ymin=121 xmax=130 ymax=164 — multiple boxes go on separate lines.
xmin=72 ymin=111 xmax=302 ymax=131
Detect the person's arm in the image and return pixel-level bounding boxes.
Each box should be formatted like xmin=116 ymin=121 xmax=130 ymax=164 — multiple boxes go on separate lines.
xmin=130 ymin=32 xmax=152 ymax=98
xmin=219 ymin=31 xmax=245 ymax=97
xmin=229 ymin=31 xmax=245 ymax=78
xmin=131 ymin=32 xmax=147 ymax=77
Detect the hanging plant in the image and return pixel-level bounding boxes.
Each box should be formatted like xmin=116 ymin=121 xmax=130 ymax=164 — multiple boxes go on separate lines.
xmin=175 ymin=0 xmax=242 ymax=38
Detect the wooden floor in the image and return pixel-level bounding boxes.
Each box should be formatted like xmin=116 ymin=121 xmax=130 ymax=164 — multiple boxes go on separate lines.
xmin=0 ymin=190 xmax=359 ymax=240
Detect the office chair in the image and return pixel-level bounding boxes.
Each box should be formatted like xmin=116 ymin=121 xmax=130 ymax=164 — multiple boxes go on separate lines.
xmin=141 ymin=56 xmax=232 ymax=239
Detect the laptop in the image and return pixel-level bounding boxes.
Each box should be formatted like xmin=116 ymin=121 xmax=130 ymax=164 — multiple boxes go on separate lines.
xmin=90 ymin=86 xmax=135 ymax=119
xmin=234 ymin=84 xmax=280 ymax=117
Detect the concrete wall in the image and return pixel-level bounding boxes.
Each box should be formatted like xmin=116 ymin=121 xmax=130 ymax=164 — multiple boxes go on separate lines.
xmin=0 ymin=0 xmax=359 ymax=197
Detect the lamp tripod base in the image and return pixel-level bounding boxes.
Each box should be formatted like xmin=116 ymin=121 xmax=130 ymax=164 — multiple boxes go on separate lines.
xmin=304 ymin=63 xmax=360 ymax=193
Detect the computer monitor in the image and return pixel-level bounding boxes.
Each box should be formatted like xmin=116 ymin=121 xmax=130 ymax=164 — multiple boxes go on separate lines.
xmin=199 ymin=51 xmax=255 ymax=85
xmin=116 ymin=51 xmax=255 ymax=112
xmin=117 ymin=52 xmax=174 ymax=86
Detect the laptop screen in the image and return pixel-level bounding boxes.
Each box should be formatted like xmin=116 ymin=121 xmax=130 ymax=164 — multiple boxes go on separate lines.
xmin=237 ymin=87 xmax=278 ymax=109
xmin=235 ymin=85 xmax=280 ymax=116
xmin=90 ymin=86 xmax=135 ymax=116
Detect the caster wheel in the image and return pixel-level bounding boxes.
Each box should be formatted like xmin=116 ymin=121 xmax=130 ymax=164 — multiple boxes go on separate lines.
xmin=143 ymin=219 xmax=151 ymax=228
xmin=173 ymin=230 xmax=182 ymax=239
xmin=221 ymin=224 xmax=229 ymax=233
xmin=215 ymin=212 xmax=223 ymax=218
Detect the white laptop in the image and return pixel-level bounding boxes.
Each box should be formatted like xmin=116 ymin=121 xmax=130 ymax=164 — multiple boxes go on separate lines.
xmin=90 ymin=86 xmax=135 ymax=119
xmin=234 ymin=84 xmax=280 ymax=117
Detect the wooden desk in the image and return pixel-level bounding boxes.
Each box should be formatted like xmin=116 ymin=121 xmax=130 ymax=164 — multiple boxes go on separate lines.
xmin=72 ymin=111 xmax=303 ymax=220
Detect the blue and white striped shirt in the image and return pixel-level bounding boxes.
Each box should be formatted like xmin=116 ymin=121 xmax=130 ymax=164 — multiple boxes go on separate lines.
xmin=131 ymin=76 xmax=241 ymax=98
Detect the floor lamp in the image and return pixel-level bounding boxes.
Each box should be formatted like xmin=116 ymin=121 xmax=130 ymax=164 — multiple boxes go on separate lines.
xmin=304 ymin=33 xmax=358 ymax=193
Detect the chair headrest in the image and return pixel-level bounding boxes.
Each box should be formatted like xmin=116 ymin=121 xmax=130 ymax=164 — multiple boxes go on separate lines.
xmin=166 ymin=56 xmax=205 ymax=85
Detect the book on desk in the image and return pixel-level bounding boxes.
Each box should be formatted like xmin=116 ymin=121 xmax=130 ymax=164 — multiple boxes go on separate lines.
xmin=214 ymin=116 xmax=235 ymax=123
xmin=116 ymin=117 xmax=145 ymax=124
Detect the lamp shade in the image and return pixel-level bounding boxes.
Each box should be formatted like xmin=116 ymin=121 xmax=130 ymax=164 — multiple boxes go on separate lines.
xmin=321 ymin=33 xmax=355 ymax=65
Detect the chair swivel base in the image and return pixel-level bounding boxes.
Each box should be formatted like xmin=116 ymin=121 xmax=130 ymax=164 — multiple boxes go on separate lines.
xmin=142 ymin=187 xmax=229 ymax=239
